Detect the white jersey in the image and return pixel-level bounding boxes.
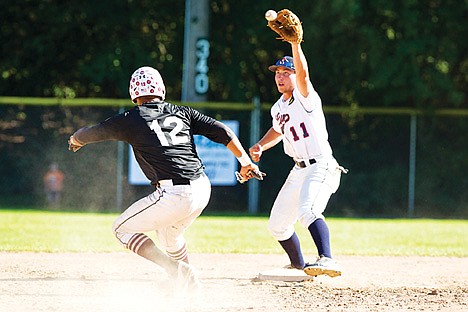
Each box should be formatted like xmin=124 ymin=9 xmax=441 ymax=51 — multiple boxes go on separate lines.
xmin=271 ymin=82 xmax=333 ymax=161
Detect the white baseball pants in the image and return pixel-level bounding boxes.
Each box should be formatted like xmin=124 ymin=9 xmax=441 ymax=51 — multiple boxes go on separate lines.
xmin=268 ymin=158 xmax=342 ymax=241
xmin=112 ymin=173 xmax=211 ymax=255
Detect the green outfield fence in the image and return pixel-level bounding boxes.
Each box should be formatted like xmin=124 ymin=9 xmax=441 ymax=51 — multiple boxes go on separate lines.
xmin=0 ymin=96 xmax=468 ymax=217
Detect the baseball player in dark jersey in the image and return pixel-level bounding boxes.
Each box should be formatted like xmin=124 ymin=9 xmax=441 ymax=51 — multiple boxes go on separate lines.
xmin=68 ymin=66 xmax=261 ymax=291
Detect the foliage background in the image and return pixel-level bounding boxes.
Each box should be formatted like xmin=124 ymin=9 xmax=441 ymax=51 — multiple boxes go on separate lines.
xmin=0 ymin=0 xmax=466 ymax=217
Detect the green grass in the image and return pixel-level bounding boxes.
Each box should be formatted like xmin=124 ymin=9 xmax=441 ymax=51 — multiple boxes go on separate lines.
xmin=0 ymin=209 xmax=466 ymax=256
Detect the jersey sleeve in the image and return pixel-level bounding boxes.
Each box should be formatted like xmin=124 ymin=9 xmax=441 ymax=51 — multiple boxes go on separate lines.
xmin=295 ymin=80 xmax=322 ymax=112
xmin=187 ymin=107 xmax=234 ymax=145
xmin=74 ymin=111 xmax=130 ymax=144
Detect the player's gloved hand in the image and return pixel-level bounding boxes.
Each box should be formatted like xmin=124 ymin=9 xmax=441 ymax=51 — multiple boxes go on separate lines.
xmin=68 ymin=135 xmax=84 ymax=152
xmin=235 ymin=163 xmax=266 ymax=184
xmin=249 ymin=144 xmax=263 ymax=162
xmin=267 ymin=9 xmax=303 ymax=44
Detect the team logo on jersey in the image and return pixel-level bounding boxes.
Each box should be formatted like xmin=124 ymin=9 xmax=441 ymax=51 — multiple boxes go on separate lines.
xmin=275 ymin=112 xmax=290 ymax=133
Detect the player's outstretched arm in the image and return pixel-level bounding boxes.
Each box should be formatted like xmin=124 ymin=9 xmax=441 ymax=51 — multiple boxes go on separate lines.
xmin=199 ymin=119 xmax=265 ymax=182
xmin=226 ymin=138 xmax=265 ymax=183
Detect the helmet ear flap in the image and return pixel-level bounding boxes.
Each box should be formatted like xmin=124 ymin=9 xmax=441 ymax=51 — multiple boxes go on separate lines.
xmin=129 ymin=67 xmax=166 ymax=102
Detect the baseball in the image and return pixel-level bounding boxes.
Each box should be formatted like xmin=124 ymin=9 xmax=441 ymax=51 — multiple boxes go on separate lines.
xmin=265 ymin=10 xmax=277 ymax=21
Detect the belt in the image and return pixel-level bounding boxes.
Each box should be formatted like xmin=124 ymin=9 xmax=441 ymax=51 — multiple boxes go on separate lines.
xmin=295 ymin=158 xmax=317 ymax=168
xmin=158 ymin=178 xmax=191 ymax=186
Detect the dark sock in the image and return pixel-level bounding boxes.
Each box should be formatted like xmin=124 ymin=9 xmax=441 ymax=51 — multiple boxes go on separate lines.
xmin=308 ymin=219 xmax=332 ymax=258
xmin=278 ymin=232 xmax=305 ymax=269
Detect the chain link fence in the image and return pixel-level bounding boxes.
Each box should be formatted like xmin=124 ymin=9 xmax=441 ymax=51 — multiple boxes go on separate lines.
xmin=0 ymin=98 xmax=466 ymax=218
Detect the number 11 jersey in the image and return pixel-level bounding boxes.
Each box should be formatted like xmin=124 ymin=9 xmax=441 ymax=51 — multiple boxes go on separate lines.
xmin=270 ymin=83 xmax=333 ymax=162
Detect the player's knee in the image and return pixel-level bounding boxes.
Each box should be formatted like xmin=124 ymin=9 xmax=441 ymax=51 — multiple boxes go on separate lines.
xmin=111 ymin=220 xmax=121 ymax=238
xmin=268 ymin=220 xmax=294 ymax=241
xmin=299 ymin=211 xmax=323 ymax=228
xmin=112 ymin=221 xmax=133 ymax=247
xmin=267 ymin=218 xmax=277 ymax=236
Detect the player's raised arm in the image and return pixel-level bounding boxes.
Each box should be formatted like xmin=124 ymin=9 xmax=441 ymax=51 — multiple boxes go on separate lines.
xmin=291 ymin=43 xmax=312 ymax=98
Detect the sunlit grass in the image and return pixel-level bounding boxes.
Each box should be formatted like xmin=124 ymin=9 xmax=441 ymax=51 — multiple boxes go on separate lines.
xmin=0 ymin=209 xmax=466 ymax=256
xmin=188 ymin=216 xmax=468 ymax=256
xmin=0 ymin=209 xmax=118 ymax=252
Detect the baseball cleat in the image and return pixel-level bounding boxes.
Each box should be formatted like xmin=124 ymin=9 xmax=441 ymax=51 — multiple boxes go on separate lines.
xmin=303 ymin=256 xmax=341 ymax=277
xmin=176 ymin=261 xmax=201 ymax=292
xmin=283 ymin=263 xmax=306 ymax=270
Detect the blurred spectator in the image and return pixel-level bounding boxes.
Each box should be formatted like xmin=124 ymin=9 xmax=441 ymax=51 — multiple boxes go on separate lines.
xmin=43 ymin=162 xmax=65 ymax=206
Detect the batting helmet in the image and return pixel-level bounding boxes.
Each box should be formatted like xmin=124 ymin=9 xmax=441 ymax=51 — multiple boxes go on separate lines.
xmin=129 ymin=66 xmax=166 ymax=103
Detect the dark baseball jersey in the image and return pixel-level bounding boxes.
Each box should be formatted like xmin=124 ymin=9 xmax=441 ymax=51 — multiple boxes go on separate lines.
xmin=74 ymin=101 xmax=233 ymax=185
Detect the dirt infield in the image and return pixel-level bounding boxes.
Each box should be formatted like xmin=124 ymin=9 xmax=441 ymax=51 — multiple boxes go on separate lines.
xmin=0 ymin=252 xmax=466 ymax=311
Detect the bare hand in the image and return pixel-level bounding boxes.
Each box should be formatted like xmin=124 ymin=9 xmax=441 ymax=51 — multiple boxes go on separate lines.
xmin=249 ymin=144 xmax=263 ymax=162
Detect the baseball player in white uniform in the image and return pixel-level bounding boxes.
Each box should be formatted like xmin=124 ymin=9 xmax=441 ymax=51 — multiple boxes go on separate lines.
xmin=250 ymin=42 xmax=347 ymax=277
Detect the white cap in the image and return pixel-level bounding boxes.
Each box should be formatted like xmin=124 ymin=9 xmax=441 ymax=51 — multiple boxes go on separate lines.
xmin=129 ymin=66 xmax=166 ymax=103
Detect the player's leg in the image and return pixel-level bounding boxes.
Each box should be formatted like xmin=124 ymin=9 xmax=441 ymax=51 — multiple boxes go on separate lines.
xmin=128 ymin=234 xmax=180 ymax=276
xmin=154 ymin=209 xmax=204 ymax=290
xmin=166 ymin=242 xmax=189 ymax=263
xmin=298 ymin=160 xmax=342 ymax=276
xmin=301 ymin=181 xmax=333 ymax=258
xmin=278 ymin=232 xmax=304 ymax=269
xmin=269 ymin=168 xmax=304 ymax=269
xmin=157 ymin=206 xmax=204 ymax=264
xmin=158 ymin=173 xmax=210 ymax=263
xmin=113 ymin=188 xmax=186 ymax=275
xmin=298 ymin=160 xmax=340 ymax=257
xmin=157 ymin=174 xmax=211 ymax=289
